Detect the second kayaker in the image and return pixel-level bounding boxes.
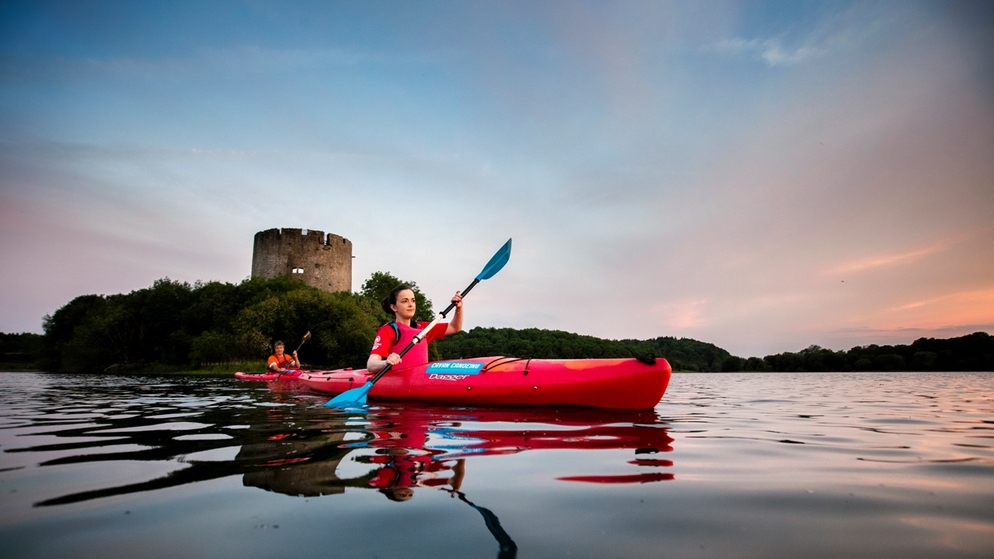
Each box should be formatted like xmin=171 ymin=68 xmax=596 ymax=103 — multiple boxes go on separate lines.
xmin=267 ymin=341 xmax=299 ymax=374
xmin=367 ymin=284 xmax=463 ymax=373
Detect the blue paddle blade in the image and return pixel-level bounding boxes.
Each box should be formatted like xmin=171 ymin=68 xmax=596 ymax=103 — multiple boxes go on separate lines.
xmin=324 ymin=381 xmax=372 ymax=408
xmin=476 ymin=238 xmax=512 ymax=281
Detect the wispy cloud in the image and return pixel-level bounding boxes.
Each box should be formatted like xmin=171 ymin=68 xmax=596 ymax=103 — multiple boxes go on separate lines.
xmin=891 ymin=288 xmax=994 ymax=316
xmin=858 ymin=288 xmax=994 ymax=340
xmin=713 ymin=37 xmax=827 ymax=67
xmin=828 ymin=244 xmax=948 ymax=275
xmin=709 ymin=3 xmax=882 ymax=67
xmin=826 ymin=227 xmax=992 ymax=276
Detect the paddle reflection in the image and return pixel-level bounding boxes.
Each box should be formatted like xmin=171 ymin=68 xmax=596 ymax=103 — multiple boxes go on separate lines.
xmin=452 ymin=488 xmax=518 ymax=559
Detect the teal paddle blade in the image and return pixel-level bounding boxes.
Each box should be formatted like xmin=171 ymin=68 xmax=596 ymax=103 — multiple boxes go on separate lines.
xmin=324 ymin=381 xmax=371 ymax=408
xmin=477 ymin=238 xmax=511 ymax=280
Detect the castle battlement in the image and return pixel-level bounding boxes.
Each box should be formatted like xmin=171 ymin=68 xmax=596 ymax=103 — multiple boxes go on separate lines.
xmin=251 ymin=228 xmax=352 ymax=292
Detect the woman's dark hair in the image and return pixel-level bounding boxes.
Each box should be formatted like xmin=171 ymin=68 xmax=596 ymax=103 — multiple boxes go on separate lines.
xmin=382 ymin=284 xmax=414 ymax=316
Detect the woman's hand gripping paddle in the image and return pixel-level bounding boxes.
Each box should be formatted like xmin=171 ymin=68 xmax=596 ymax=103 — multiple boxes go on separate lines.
xmin=324 ymin=239 xmax=512 ymax=408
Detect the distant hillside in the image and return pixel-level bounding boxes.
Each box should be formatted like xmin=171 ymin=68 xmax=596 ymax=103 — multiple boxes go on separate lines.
xmin=725 ymin=332 xmax=994 ymax=372
xmin=437 ymin=328 xmax=993 ymax=372
xmin=435 ymin=327 xmax=729 ymax=372
xmin=626 ymin=336 xmax=731 ymax=372
xmin=0 ymin=332 xmax=43 ymax=370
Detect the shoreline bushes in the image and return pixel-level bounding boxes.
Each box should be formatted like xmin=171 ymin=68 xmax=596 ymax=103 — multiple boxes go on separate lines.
xmin=5 ymin=275 xmax=992 ymax=372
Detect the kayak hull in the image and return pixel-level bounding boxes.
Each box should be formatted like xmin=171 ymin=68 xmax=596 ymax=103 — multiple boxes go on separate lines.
xmin=233 ymin=369 xmax=342 ymax=382
xmin=297 ymin=357 xmax=671 ymax=409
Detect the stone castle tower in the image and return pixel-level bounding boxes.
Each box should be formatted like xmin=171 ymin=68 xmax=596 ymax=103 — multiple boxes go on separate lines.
xmin=251 ymin=228 xmax=353 ymax=292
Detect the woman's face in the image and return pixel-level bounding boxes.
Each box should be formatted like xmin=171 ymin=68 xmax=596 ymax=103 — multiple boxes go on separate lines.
xmin=390 ymin=289 xmax=417 ymax=321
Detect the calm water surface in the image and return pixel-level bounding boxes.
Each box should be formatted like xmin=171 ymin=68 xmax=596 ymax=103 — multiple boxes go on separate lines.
xmin=1 ymin=372 xmax=991 ymax=558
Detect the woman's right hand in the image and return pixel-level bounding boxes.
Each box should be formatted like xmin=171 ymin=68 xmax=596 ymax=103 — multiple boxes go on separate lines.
xmin=386 ymin=353 xmax=402 ymax=366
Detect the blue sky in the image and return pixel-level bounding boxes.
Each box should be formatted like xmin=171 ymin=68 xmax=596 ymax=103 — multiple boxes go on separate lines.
xmin=2 ymin=1 xmax=992 ymax=357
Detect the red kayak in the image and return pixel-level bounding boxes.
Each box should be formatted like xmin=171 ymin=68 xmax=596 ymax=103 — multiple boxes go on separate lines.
xmin=234 ymin=369 xmax=312 ymax=381
xmin=297 ymin=356 xmax=671 ymax=409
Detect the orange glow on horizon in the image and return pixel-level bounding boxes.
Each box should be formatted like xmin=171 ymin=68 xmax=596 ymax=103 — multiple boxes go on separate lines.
xmin=870 ymin=288 xmax=994 ymax=332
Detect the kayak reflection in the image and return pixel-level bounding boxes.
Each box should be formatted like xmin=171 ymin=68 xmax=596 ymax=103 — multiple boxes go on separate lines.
xmin=243 ymin=404 xmax=675 ymax=499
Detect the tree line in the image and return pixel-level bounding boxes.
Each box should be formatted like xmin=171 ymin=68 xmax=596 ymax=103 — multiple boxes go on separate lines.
xmin=2 ymin=274 xmax=991 ymax=372
xmin=0 ymin=332 xmax=43 ymax=371
xmin=435 ymin=328 xmax=731 ymax=372
xmin=11 ymin=273 xmax=733 ymax=373
xmin=719 ymin=333 xmax=994 ymax=372
xmin=33 ymin=273 xmax=432 ymax=373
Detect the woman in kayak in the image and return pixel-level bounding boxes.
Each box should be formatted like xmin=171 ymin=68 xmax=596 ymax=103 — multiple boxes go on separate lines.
xmin=367 ymin=284 xmax=463 ymax=373
xmin=267 ymin=341 xmax=299 ymax=374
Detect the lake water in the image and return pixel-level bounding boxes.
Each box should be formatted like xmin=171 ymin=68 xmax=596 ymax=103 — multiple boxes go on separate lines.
xmin=1 ymin=372 xmax=991 ymax=558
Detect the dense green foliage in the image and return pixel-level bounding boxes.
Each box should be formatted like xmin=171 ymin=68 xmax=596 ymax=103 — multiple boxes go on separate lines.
xmin=25 ymin=271 xmax=737 ymax=372
xmin=437 ymin=327 xmax=631 ymax=360
xmin=360 ymin=271 xmax=434 ymax=323
xmin=0 ymin=332 xmax=43 ymax=370
xmin=36 ymin=272 xmax=435 ymax=373
xmin=719 ymin=332 xmax=994 ymax=372
xmin=9 ymin=272 xmax=993 ymax=373
xmin=39 ymin=277 xmax=378 ymax=372
xmin=630 ymin=336 xmax=731 ymax=372
xmin=435 ymin=328 xmax=729 ymax=371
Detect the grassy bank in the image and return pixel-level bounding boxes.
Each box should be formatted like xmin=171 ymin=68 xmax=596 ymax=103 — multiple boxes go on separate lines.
xmin=135 ymin=361 xmax=269 ymax=376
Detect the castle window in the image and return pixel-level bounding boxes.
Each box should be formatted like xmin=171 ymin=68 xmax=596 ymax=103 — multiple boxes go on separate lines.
xmin=292 ymin=267 xmax=304 ymax=274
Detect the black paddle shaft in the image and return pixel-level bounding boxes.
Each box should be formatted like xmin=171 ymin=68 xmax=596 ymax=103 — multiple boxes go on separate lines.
xmin=440 ymin=278 xmax=479 ymax=318
xmin=368 ymin=338 xmax=418 ymax=384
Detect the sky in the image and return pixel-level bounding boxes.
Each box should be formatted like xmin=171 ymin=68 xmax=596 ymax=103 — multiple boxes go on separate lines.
xmin=1 ymin=0 xmax=992 ymax=358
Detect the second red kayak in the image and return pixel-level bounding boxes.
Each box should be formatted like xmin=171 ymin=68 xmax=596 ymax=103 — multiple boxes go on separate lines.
xmin=297 ymin=356 xmax=671 ymax=409
xmin=234 ymin=369 xmax=313 ymax=381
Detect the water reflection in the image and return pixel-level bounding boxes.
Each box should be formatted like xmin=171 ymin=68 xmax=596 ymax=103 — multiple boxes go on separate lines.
xmin=0 ymin=376 xmax=673 ymax=510
xmin=239 ymin=405 xmax=674 ymax=499
xmin=4 ymin=372 xmax=993 ymax=559
xmin=453 ymin=489 xmax=518 ymax=559
xmin=236 ymin=405 xmax=672 ymax=559
xmin=0 ymin=375 xmax=672 ymax=559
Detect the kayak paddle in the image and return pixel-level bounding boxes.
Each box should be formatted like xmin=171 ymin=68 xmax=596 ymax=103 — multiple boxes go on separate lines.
xmin=294 ymin=331 xmax=311 ymax=354
xmin=324 ymin=238 xmax=512 ymax=408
